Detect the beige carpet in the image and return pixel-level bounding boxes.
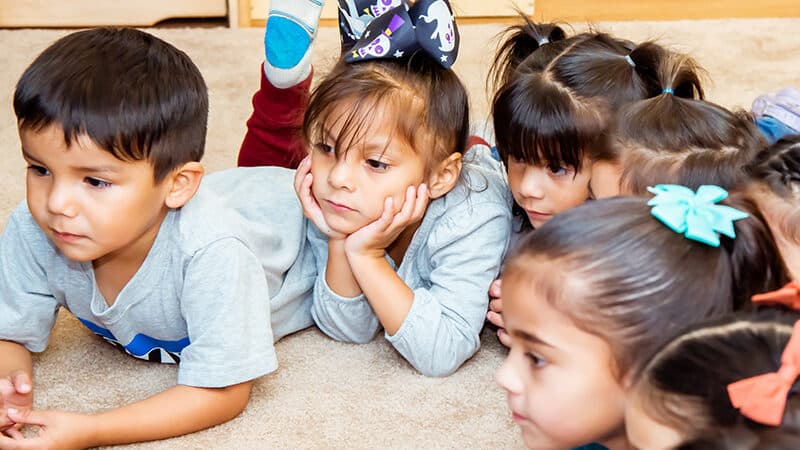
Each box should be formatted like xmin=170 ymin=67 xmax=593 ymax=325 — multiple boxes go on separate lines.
xmin=0 ymin=18 xmax=799 ymax=449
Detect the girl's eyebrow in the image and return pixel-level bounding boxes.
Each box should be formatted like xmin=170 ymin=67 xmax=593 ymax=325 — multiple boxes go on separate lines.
xmin=511 ymin=329 xmax=555 ymax=348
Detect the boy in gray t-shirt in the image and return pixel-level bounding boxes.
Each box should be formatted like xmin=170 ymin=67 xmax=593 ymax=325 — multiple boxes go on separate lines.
xmin=0 ymin=28 xmax=314 ymax=447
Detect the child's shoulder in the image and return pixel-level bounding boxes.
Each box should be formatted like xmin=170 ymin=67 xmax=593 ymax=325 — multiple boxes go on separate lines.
xmin=175 ymin=166 xmax=307 ymax=256
xmin=444 ymin=145 xmax=512 ymax=212
xmin=3 ymin=201 xmax=56 ymax=254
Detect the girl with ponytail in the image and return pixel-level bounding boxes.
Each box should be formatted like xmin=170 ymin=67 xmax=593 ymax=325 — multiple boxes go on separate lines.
xmin=495 ymin=185 xmax=789 ymax=449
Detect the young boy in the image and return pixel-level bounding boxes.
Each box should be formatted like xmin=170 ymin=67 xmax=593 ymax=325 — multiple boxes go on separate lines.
xmin=0 ymin=27 xmax=315 ymax=447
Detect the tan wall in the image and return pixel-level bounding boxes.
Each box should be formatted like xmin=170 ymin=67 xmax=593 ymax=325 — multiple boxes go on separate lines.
xmin=0 ymin=0 xmax=228 ymax=27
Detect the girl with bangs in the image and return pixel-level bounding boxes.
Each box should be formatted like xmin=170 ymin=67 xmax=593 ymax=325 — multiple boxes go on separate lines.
xmin=239 ymin=0 xmax=512 ymax=377
xmin=486 ymin=17 xmax=674 ymax=345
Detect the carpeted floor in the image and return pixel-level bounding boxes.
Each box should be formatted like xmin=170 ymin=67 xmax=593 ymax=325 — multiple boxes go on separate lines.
xmin=0 ymin=18 xmax=799 ymax=449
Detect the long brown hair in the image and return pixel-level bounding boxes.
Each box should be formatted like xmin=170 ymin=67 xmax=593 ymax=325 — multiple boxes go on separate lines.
xmin=634 ymin=310 xmax=800 ymax=448
xmin=605 ymin=54 xmax=766 ymax=194
xmin=303 ymin=55 xmax=469 ymax=176
xmin=746 ymin=136 xmax=800 ymax=243
xmin=490 ymin=16 xmax=673 ymax=228
xmin=503 ymin=195 xmax=789 ymax=378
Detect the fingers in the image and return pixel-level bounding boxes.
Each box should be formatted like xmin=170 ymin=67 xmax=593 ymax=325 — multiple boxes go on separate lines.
xmin=497 ymin=328 xmax=512 ymax=348
xmin=489 ymin=278 xmax=502 ymax=298
xmin=387 ymin=184 xmax=428 ymax=230
xmin=489 ymin=297 xmax=503 ymax=314
xmin=6 ymin=409 xmax=43 ymax=427
xmin=9 ymin=374 xmax=30 ymax=395
xmin=486 ymin=310 xmax=505 ymax=329
xmin=3 ymin=426 xmax=23 ymax=439
xmin=292 ymin=156 xmax=312 ymax=193
xmin=0 ymin=378 xmax=14 ymax=399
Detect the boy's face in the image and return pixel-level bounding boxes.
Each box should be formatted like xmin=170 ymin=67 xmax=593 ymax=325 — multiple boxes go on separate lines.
xmin=309 ymin=104 xmax=428 ymax=235
xmin=20 ymin=124 xmax=172 ymax=265
xmin=506 ymin=157 xmax=592 ymax=228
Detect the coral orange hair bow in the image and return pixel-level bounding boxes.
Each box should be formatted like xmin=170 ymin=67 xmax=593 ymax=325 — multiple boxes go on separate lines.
xmin=727 ymin=320 xmax=800 ymax=426
xmin=752 ymin=282 xmax=800 ymax=309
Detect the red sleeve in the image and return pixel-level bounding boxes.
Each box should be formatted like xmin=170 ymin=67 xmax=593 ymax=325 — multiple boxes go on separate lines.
xmin=237 ymin=64 xmax=311 ymax=169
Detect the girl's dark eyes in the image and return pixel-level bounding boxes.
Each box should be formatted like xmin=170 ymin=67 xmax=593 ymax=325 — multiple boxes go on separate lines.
xmin=313 ymin=143 xmax=334 ymax=154
xmin=27 ymin=165 xmax=49 ymax=176
xmin=548 ymin=165 xmax=568 ymax=176
xmin=85 ymin=177 xmax=111 ymax=188
xmin=366 ymin=159 xmax=389 ymax=170
xmin=526 ymin=352 xmax=547 ymax=368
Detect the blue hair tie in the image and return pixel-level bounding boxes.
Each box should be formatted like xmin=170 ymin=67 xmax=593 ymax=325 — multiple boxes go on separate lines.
xmin=662 ymin=88 xmax=675 ymax=95
xmin=646 ymin=184 xmax=749 ymax=247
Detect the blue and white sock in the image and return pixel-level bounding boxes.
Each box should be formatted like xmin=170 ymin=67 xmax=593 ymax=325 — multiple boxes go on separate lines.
xmin=264 ymin=0 xmax=324 ymax=89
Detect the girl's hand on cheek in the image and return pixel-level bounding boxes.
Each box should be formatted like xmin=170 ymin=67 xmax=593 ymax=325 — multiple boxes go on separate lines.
xmin=345 ymin=184 xmax=428 ymax=259
xmin=293 ymin=157 xmax=348 ymax=240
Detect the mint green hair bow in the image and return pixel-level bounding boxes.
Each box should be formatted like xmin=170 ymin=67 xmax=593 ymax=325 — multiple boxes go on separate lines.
xmin=646 ymin=184 xmax=750 ymax=247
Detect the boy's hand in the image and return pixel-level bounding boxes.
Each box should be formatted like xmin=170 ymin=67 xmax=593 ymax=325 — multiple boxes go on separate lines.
xmin=486 ymin=278 xmax=511 ymax=347
xmin=0 ymin=408 xmax=92 ymax=450
xmin=293 ymin=157 xmax=348 ymax=240
xmin=345 ymin=184 xmax=428 ymax=259
xmin=0 ymin=372 xmax=33 ymax=431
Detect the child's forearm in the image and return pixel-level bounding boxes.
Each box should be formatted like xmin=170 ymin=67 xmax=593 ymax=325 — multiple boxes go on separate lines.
xmin=347 ymin=254 xmax=413 ymax=335
xmin=325 ymin=239 xmax=362 ymax=298
xmin=0 ymin=340 xmax=32 ymax=378
xmin=83 ymin=381 xmax=252 ymax=447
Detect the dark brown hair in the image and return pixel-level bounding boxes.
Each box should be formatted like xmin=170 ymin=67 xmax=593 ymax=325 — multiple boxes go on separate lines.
xmin=746 ymin=136 xmax=800 ymax=243
xmin=634 ymin=310 xmax=800 ymax=448
xmin=303 ymin=55 xmax=469 ymax=175
xmin=604 ymin=54 xmax=766 ymax=194
xmin=490 ymin=17 xmax=672 ymax=228
xmin=503 ymin=195 xmax=790 ymax=378
xmin=14 ymin=27 xmax=208 ymax=182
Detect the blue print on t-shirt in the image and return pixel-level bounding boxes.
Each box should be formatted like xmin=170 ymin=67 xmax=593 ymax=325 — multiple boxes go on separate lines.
xmin=77 ymin=317 xmax=190 ymax=364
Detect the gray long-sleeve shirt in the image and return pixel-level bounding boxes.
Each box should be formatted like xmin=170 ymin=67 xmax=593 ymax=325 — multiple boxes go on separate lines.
xmin=309 ymin=149 xmax=513 ymax=377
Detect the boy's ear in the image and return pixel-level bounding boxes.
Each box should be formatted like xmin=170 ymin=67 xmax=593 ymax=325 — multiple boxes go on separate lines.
xmin=164 ymin=162 xmax=205 ymax=209
xmin=427 ymin=153 xmax=462 ymax=199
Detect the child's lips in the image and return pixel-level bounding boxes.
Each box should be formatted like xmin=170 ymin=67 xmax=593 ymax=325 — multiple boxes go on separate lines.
xmin=511 ymin=410 xmax=530 ymax=424
xmin=326 ymin=199 xmax=355 ymax=212
xmin=525 ymin=209 xmax=551 ymax=221
xmin=52 ymin=228 xmax=86 ymax=242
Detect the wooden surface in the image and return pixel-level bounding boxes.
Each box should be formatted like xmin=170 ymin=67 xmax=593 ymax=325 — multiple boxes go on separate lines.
xmin=236 ymin=0 xmax=800 ymax=27
xmin=0 ymin=0 xmax=228 ymax=27
xmin=244 ymin=0 xmax=534 ymax=23
xmin=533 ymin=0 xmax=800 ymax=21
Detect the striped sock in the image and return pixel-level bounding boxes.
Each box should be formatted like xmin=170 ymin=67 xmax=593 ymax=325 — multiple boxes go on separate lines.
xmin=264 ymin=0 xmax=324 ymax=88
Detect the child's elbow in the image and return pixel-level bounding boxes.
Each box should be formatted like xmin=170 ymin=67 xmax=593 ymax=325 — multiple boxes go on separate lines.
xmin=219 ymin=381 xmax=254 ymax=422
xmin=418 ymin=364 xmax=459 ymax=378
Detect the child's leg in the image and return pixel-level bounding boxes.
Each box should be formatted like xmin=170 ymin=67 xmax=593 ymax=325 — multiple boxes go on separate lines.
xmin=237 ymin=0 xmax=323 ymax=169
xmin=238 ymin=66 xmax=312 ymax=168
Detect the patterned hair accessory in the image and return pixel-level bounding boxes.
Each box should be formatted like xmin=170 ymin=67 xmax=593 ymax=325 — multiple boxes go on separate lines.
xmin=753 ymin=282 xmax=800 ymax=309
xmin=728 ymin=320 xmax=800 ymax=426
xmin=646 ymin=184 xmax=749 ymax=247
xmin=662 ymin=88 xmax=675 ymax=95
xmin=624 ymin=54 xmax=635 ymax=67
xmin=343 ymin=0 xmax=460 ymax=68
xmin=338 ymin=0 xmax=405 ymax=49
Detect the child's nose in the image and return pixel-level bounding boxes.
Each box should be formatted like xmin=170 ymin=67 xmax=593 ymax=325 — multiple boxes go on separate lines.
xmin=328 ymin=159 xmax=355 ymax=191
xmin=47 ymin=182 xmax=78 ymax=217
xmin=518 ymin=167 xmax=546 ymax=199
xmin=495 ymin=355 xmax=523 ymax=394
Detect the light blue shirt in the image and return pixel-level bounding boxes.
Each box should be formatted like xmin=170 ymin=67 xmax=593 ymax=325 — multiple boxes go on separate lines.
xmin=0 ymin=167 xmax=316 ymax=388
xmin=309 ymin=149 xmax=513 ymax=377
